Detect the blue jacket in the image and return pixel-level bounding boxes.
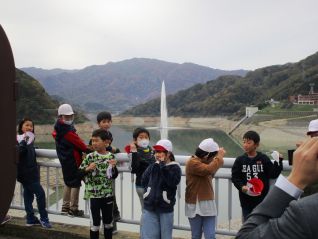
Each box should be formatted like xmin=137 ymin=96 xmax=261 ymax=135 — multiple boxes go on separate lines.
xmin=142 ymin=161 xmax=181 ymax=213
xmin=17 ymin=140 xmax=39 ymax=184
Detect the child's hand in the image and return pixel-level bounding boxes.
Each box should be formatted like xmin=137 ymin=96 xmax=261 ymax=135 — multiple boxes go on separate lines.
xmin=108 ymin=159 xmax=117 ymax=167
xmin=242 ymin=185 xmax=249 ymax=193
xmin=130 ymin=141 xmax=137 ymax=152
xmin=217 ymin=147 xmax=226 ymax=158
xmin=86 ymin=162 xmax=96 ymax=172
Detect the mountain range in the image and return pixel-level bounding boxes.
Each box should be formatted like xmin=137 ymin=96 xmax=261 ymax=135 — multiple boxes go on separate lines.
xmin=122 ymin=52 xmax=318 ymax=117
xmin=21 ymin=58 xmax=247 ymax=113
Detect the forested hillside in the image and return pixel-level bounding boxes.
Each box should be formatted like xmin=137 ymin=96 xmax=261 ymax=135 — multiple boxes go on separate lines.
xmin=122 ymin=52 xmax=318 ymax=117
xmin=16 ymin=69 xmax=86 ymax=124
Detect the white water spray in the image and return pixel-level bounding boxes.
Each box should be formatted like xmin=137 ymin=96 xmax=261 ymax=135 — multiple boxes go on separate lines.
xmin=160 ymin=81 xmax=168 ymax=139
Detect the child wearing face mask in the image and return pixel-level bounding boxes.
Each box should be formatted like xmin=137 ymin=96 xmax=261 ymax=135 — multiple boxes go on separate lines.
xmin=52 ymin=104 xmax=90 ymax=217
xmin=125 ymin=127 xmax=155 ymax=209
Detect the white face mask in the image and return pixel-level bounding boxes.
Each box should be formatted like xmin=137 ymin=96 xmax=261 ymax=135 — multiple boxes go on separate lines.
xmin=64 ymin=120 xmax=73 ymax=125
xmin=137 ymin=139 xmax=149 ymax=148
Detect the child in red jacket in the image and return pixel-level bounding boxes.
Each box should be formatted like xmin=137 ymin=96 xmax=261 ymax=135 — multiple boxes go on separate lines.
xmin=52 ymin=104 xmax=90 ymax=217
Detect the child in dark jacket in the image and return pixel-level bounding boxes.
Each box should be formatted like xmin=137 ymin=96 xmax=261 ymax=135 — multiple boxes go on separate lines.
xmin=125 ymin=127 xmax=155 ymax=209
xmin=141 ymin=139 xmax=181 ymax=239
xmin=17 ymin=118 xmax=51 ymax=228
xmin=231 ymin=130 xmax=283 ymax=222
xmin=52 ymin=104 xmax=89 ymax=216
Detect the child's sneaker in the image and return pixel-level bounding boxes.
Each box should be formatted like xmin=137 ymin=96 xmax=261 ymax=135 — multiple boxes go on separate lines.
xmin=40 ymin=218 xmax=52 ymax=229
xmin=26 ymin=217 xmax=41 ymax=227
xmin=61 ymin=207 xmax=69 ymax=215
xmin=68 ymin=209 xmax=84 ymax=217
xmin=1 ymin=215 xmax=12 ymax=225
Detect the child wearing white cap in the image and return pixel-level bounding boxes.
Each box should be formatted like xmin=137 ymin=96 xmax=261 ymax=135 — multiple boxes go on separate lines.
xmin=307 ymin=119 xmax=318 ymax=138
xmin=185 ymin=138 xmax=225 ymax=239
xmin=141 ymin=139 xmax=181 ymax=239
xmin=302 ymin=119 xmax=318 ymax=197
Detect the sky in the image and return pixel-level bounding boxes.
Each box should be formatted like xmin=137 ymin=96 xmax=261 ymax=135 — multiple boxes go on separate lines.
xmin=1 ymin=0 xmax=318 ymax=71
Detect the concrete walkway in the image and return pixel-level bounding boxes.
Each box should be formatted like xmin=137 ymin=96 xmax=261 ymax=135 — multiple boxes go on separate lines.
xmin=0 ymin=216 xmax=142 ymax=239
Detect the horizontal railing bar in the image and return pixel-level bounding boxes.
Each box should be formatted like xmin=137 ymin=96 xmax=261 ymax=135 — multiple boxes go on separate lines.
xmin=35 ymin=149 xmax=292 ymax=171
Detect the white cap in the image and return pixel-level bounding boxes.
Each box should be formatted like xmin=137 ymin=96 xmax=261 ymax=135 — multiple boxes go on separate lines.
xmin=153 ymin=139 xmax=173 ymax=152
xmin=58 ymin=104 xmax=74 ymax=116
xmin=198 ymin=138 xmax=219 ymax=153
xmin=307 ymin=119 xmax=318 ymax=135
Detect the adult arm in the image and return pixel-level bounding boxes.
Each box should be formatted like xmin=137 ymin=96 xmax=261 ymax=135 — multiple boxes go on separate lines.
xmin=236 ymin=185 xmax=309 ymax=239
xmin=237 ymin=138 xmax=318 ymax=239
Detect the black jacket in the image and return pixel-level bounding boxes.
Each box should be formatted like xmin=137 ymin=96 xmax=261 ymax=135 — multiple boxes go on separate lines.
xmin=142 ymin=161 xmax=181 ymax=213
xmin=231 ymin=152 xmax=283 ymax=210
xmin=53 ymin=120 xmax=89 ymax=187
xmin=17 ymin=140 xmax=39 ymax=184
xmin=130 ymin=145 xmax=155 ymax=186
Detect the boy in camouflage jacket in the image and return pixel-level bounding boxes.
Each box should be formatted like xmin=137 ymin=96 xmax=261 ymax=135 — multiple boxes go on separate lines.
xmin=79 ymin=129 xmax=118 ymax=239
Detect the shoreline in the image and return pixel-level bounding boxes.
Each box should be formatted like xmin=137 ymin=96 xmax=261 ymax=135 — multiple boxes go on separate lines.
xmin=35 ymin=116 xmax=308 ymax=152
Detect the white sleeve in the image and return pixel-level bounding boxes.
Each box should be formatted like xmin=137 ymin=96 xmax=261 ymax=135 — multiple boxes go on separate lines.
xmin=275 ymin=174 xmax=303 ymax=199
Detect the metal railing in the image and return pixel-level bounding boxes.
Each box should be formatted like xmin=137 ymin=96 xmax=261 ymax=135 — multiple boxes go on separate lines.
xmin=11 ymin=149 xmax=292 ymax=237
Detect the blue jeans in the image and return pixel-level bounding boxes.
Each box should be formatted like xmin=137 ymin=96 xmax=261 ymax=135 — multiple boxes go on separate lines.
xmin=141 ymin=209 xmax=174 ymax=239
xmin=22 ymin=182 xmax=48 ymax=221
xmin=188 ymin=215 xmax=216 ymax=239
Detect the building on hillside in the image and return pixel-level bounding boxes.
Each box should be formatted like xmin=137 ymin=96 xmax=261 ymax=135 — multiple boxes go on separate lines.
xmin=297 ymin=93 xmax=318 ymax=105
xmin=291 ymin=83 xmax=318 ymax=105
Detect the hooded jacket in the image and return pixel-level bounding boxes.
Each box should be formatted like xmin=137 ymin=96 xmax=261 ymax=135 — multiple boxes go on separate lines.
xmin=17 ymin=140 xmax=39 ymax=184
xmin=52 ymin=119 xmax=88 ymax=187
xmin=142 ymin=161 xmax=181 ymax=213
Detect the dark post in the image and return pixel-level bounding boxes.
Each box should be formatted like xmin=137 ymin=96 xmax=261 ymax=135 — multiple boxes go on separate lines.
xmin=0 ymin=25 xmax=17 ymax=222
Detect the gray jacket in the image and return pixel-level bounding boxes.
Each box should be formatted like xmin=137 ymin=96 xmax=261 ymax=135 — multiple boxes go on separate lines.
xmin=236 ymin=186 xmax=318 ymax=239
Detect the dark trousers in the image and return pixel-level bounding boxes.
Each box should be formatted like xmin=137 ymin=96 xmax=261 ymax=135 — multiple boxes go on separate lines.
xmin=22 ymin=181 xmax=48 ymax=221
xmin=90 ymin=197 xmax=114 ymax=239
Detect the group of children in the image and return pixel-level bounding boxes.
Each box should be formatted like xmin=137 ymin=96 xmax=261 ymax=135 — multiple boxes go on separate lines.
xmin=14 ymin=103 xmax=318 ymax=239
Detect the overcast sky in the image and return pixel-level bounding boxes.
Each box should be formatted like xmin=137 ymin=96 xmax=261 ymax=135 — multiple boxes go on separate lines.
xmin=1 ymin=0 xmax=317 ymax=70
